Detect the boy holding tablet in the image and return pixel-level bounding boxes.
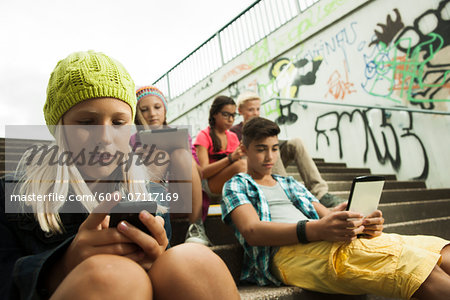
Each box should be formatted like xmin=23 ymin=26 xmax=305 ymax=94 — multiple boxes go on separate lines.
xmin=221 ymin=117 xmax=450 ymax=299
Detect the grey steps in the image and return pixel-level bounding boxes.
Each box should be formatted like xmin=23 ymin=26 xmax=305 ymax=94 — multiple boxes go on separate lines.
xmin=286 ymin=162 xmax=347 ymax=172
xmin=380 ymin=199 xmax=450 ymax=225
xmin=290 ymin=173 xmax=397 ymax=181
xmin=331 ymin=188 xmax=450 ymax=203
xmin=318 ymin=167 xmax=371 ymax=174
xmin=239 ymin=285 xmax=370 ymax=300
xmin=384 ymin=216 xmax=450 ymax=240
xmin=0 ymin=152 xmax=24 ymax=161
xmin=327 ymin=180 xmax=426 ymax=191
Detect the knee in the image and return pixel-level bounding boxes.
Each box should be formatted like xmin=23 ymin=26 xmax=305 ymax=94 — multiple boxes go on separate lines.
xmin=170 ymin=148 xmax=192 ymax=174
xmin=170 ymin=148 xmax=190 ymax=162
xmin=287 ymin=138 xmax=306 ymax=155
xmin=74 ymin=254 xmax=151 ymax=296
xmin=149 ymin=244 xmax=238 ymax=299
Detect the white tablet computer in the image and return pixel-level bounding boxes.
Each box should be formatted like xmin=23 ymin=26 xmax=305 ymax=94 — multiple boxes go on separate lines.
xmin=138 ymin=127 xmax=189 ymax=152
xmin=346 ymin=176 xmax=385 ymax=217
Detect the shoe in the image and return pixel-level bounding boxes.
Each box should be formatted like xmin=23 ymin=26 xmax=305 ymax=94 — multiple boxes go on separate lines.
xmin=185 ymin=221 xmax=212 ymax=246
xmin=319 ymin=193 xmax=346 ymax=208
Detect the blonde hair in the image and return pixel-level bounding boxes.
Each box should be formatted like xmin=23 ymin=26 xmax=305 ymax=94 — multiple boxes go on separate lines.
xmin=237 ymin=91 xmax=261 ymax=109
xmin=15 ymin=120 xmax=162 ymax=233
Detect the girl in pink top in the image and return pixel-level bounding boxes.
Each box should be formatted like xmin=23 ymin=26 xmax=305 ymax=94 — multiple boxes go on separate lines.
xmin=194 ymin=96 xmax=246 ymax=197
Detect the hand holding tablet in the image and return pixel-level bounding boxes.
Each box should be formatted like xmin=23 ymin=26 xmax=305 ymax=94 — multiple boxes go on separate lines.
xmin=346 ymin=176 xmax=385 ymax=217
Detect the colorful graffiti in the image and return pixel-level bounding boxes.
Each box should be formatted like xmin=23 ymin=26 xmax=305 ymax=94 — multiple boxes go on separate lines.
xmin=325 ymin=60 xmax=356 ymax=100
xmin=256 ymin=55 xmax=323 ymax=124
xmin=315 ymin=108 xmax=429 ymax=180
xmin=363 ymin=0 xmax=450 ymax=107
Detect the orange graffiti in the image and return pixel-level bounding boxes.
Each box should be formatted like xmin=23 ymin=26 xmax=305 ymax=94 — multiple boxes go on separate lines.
xmin=325 ymin=60 xmax=356 ymax=100
xmin=222 ymin=64 xmax=252 ymax=82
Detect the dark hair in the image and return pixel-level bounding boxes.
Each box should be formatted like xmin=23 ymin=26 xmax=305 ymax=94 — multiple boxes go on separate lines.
xmin=242 ymin=117 xmax=280 ymax=147
xmin=208 ymin=95 xmax=236 ymax=152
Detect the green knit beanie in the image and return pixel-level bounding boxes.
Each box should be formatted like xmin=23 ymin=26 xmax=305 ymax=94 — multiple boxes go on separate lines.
xmin=44 ymin=50 xmax=136 ymax=129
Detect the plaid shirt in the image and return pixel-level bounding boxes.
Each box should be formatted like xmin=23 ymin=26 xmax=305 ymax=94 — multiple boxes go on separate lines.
xmin=221 ymin=173 xmax=319 ymax=286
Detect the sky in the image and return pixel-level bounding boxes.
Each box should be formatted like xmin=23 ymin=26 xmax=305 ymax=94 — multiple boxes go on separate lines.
xmin=0 ymin=0 xmax=255 ymax=137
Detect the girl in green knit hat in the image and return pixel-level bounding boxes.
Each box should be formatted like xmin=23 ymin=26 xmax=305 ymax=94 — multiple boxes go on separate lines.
xmin=0 ymin=51 xmax=239 ymax=300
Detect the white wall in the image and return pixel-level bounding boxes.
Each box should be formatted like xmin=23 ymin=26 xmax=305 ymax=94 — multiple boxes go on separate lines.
xmin=168 ymin=0 xmax=450 ymax=188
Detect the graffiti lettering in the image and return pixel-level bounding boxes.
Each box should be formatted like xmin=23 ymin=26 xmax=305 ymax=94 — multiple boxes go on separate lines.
xmin=315 ymin=108 xmax=429 ymax=179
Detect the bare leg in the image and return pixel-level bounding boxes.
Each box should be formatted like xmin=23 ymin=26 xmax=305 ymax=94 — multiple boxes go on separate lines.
xmin=51 ymin=255 xmax=152 ymax=300
xmin=439 ymin=244 xmax=450 ymax=275
xmin=412 ymin=264 xmax=450 ymax=300
xmin=169 ymin=148 xmax=195 ymax=214
xmin=208 ymin=159 xmax=247 ymax=194
xmin=189 ymin=160 xmax=203 ymax=223
xmin=149 ymin=243 xmax=240 ymax=300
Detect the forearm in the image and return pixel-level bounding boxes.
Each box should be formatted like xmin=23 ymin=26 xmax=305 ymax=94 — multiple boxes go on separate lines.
xmin=242 ymin=221 xmax=299 ymax=246
xmin=201 ymin=157 xmax=231 ymax=178
xmin=313 ymin=201 xmax=331 ymax=218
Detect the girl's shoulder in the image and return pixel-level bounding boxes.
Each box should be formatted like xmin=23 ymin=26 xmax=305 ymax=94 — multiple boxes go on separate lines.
xmin=194 ymin=127 xmax=212 ymax=145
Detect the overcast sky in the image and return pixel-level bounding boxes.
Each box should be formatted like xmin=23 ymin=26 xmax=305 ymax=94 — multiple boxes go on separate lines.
xmin=0 ymin=0 xmax=255 ymax=136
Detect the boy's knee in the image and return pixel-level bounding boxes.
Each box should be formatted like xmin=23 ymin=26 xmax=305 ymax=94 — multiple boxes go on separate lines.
xmin=288 ymin=138 xmax=306 ymax=151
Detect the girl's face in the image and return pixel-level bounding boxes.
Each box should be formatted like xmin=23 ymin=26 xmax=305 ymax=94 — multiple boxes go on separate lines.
xmin=138 ymin=95 xmax=166 ymax=126
xmin=62 ymin=97 xmax=133 ymax=180
xmin=213 ymin=104 xmax=236 ymax=130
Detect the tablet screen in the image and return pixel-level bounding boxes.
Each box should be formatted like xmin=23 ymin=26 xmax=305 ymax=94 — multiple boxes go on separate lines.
xmin=138 ymin=127 xmax=190 ymax=152
xmin=347 ymin=176 xmax=385 ymax=217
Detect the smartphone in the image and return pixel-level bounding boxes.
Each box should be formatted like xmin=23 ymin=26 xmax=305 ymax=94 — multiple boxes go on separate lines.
xmin=346 ymin=175 xmax=385 ymax=217
xmin=109 ymin=201 xmax=157 ymax=234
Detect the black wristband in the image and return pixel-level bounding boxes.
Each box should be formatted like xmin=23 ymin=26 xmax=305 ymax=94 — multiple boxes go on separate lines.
xmin=296 ymin=220 xmax=309 ymax=244
xmin=228 ymin=153 xmax=234 ymax=164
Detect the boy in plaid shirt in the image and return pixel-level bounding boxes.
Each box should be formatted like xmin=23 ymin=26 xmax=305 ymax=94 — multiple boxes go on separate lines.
xmin=221 ymin=117 xmax=449 ymax=299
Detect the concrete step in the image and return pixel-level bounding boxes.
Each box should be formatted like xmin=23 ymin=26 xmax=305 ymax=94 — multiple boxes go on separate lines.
xmin=0 ymin=152 xmax=24 ymax=161
xmin=4 ymin=160 xmax=19 ymax=171
xmin=317 ymin=167 xmax=371 ymax=174
xmin=331 ymin=188 xmax=450 ymax=203
xmin=384 ymin=216 xmax=450 ymax=240
xmin=286 ymin=162 xmax=347 ymax=172
xmin=0 ymin=138 xmax=51 ymax=145
xmin=290 ymin=173 xmax=397 ymax=181
xmin=326 ymin=180 xmax=426 ymax=192
xmin=380 ymin=199 xmax=450 ymax=224
xmin=238 ymin=286 xmax=379 ymax=300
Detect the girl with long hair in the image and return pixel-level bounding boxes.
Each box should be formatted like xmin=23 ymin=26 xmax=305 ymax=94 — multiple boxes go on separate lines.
xmin=194 ymin=95 xmax=246 ymax=200
xmin=0 ymin=51 xmax=239 ymax=300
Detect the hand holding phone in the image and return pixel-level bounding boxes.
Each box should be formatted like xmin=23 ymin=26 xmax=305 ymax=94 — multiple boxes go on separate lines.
xmin=109 ymin=201 xmax=157 ymax=234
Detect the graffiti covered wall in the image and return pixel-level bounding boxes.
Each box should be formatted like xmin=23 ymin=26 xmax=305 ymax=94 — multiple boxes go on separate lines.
xmin=171 ymin=0 xmax=450 ymax=188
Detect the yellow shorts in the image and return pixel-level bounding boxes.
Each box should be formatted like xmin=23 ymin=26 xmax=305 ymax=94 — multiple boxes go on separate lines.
xmin=271 ymin=233 xmax=448 ymax=299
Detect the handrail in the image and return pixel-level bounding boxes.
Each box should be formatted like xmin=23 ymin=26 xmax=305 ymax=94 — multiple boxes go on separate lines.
xmin=264 ymin=97 xmax=450 ymax=116
xmin=151 ymin=0 xmax=261 ymax=86
xmin=153 ymin=0 xmax=320 ymax=100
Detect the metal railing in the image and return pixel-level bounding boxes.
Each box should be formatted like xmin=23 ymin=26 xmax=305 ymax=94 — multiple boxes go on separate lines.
xmin=153 ymin=0 xmax=321 ymax=100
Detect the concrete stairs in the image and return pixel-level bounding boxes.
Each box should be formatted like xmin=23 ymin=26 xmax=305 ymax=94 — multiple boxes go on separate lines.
xmin=2 ymin=138 xmax=450 ymax=299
